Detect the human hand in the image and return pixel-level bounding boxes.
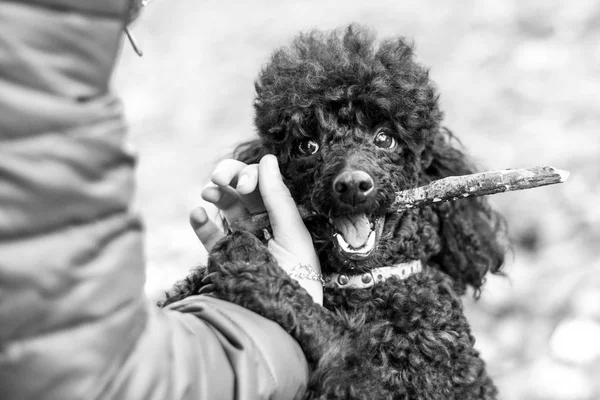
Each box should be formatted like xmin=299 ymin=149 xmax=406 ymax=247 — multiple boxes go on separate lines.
xmin=191 ymin=155 xmax=323 ymax=304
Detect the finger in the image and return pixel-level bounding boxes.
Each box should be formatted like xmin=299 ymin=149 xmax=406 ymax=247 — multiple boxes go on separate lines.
xmin=189 ymin=206 xmax=225 ymax=252
xmin=202 ymin=184 xmax=239 ymax=209
xmin=235 ymin=164 xmax=258 ymax=194
xmin=235 ymin=164 xmax=259 ymax=194
xmin=201 ymin=184 xmax=253 ymax=225
xmin=211 ymin=159 xmax=250 ymax=188
xmin=209 ymin=161 xmax=265 ymax=216
xmin=236 ymin=164 xmax=266 ymax=214
xmin=258 ymin=155 xmax=308 ymax=243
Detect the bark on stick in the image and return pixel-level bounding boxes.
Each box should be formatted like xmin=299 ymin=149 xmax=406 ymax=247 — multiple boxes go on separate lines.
xmin=393 ymin=165 xmax=569 ymax=212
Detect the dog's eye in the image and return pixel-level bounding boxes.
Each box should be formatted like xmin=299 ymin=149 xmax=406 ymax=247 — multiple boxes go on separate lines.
xmin=374 ymin=132 xmax=397 ymax=149
xmin=297 ymin=139 xmax=320 ymax=155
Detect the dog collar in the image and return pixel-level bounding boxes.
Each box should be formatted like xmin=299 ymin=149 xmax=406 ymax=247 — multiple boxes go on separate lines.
xmin=323 ymin=260 xmax=422 ymax=289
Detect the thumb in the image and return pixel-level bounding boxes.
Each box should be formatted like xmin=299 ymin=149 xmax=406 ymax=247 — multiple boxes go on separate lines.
xmin=189 ymin=206 xmax=225 ymax=252
xmin=258 ymin=155 xmax=308 ymax=244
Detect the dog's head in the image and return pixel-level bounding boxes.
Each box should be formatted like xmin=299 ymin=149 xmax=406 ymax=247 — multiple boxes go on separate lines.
xmin=236 ymin=25 xmax=506 ymax=294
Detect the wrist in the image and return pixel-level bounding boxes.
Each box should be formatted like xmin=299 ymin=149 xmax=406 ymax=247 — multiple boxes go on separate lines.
xmin=287 ymin=263 xmax=324 ymax=284
xmin=286 ymin=263 xmax=324 ymax=306
xmin=295 ymin=279 xmax=323 ymax=305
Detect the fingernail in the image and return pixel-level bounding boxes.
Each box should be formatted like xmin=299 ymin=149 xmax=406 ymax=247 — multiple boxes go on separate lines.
xmin=190 ymin=207 xmax=208 ymax=228
xmin=264 ymin=155 xmax=281 ymax=177
xmin=211 ymin=168 xmax=229 ymax=186
xmin=201 ymin=185 xmax=222 ymax=202
xmin=237 ymin=174 xmax=249 ymax=191
xmin=262 ymin=228 xmax=272 ymax=241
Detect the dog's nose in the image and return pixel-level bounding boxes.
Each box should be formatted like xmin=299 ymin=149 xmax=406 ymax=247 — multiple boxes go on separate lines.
xmin=333 ymin=170 xmax=374 ymax=206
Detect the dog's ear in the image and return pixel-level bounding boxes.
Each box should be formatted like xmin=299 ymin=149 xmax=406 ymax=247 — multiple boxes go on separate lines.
xmin=422 ymin=128 xmax=508 ymax=296
xmin=233 ymin=139 xmax=271 ymax=164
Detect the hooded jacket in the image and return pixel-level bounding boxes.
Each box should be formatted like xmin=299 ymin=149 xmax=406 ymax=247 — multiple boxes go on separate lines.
xmin=0 ymin=1 xmax=307 ymax=399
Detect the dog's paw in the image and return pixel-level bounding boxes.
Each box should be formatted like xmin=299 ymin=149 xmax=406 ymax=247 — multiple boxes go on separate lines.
xmin=203 ymin=231 xmax=285 ymax=301
xmin=200 ymin=260 xmax=267 ymax=302
xmin=203 ymin=231 xmax=343 ymax=367
xmin=209 ymin=231 xmax=274 ymax=266
xmin=160 ymin=266 xmax=208 ymax=307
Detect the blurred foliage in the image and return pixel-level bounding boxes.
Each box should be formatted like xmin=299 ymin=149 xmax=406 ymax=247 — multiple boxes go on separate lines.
xmin=114 ymin=1 xmax=600 ymax=398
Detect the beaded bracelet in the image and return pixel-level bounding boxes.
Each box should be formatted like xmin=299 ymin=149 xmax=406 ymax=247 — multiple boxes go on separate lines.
xmin=288 ymin=263 xmax=325 ymax=284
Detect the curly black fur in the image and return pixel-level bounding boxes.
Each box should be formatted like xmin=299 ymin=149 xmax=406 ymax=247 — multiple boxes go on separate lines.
xmin=164 ymin=24 xmax=508 ymax=399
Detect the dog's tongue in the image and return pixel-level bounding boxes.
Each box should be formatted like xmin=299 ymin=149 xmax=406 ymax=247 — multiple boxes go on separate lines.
xmin=332 ymin=213 xmax=371 ymax=248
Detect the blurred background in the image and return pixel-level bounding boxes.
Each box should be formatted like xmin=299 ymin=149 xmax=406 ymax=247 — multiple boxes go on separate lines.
xmin=114 ymin=0 xmax=600 ymax=398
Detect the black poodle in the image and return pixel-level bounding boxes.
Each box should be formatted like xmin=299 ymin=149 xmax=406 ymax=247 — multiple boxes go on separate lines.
xmin=165 ymin=25 xmax=508 ymax=400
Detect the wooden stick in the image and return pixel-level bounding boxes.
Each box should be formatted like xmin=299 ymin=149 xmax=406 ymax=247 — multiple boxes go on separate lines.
xmin=230 ymin=165 xmax=569 ymax=233
xmin=393 ymin=165 xmax=569 ymax=212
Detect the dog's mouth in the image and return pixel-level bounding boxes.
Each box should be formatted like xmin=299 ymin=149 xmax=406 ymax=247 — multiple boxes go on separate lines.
xmin=330 ymin=213 xmax=385 ymax=260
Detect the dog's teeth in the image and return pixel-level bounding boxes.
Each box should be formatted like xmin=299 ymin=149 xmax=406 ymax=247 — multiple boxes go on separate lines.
xmin=334 ymin=230 xmax=376 ymax=260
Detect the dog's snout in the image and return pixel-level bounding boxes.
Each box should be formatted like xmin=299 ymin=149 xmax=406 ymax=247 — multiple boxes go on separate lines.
xmin=333 ymin=170 xmax=375 ymax=206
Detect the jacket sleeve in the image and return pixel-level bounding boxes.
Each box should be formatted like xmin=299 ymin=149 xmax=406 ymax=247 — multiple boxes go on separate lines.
xmin=0 ymin=1 xmax=308 ymax=400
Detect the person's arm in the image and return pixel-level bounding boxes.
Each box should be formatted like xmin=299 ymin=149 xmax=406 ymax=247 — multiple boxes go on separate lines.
xmin=0 ymin=1 xmax=307 ymax=399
